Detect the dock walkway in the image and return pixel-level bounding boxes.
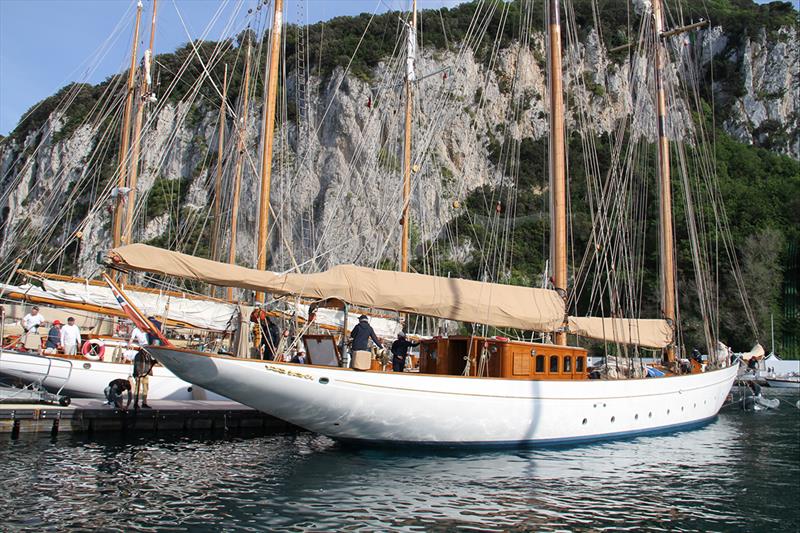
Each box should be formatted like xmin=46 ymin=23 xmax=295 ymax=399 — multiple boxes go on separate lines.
xmin=0 ymin=399 xmax=295 ymax=437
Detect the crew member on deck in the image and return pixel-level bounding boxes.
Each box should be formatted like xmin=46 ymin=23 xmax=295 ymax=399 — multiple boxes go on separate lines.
xmin=260 ymin=314 xmax=280 ymax=361
xmin=147 ymin=316 xmax=163 ymax=346
xmin=350 ymin=315 xmax=383 ymax=359
xmin=21 ymin=306 xmax=44 ymax=352
xmin=44 ymin=320 xmax=63 ymax=355
xmin=60 ymin=317 xmax=82 ymax=355
xmin=391 ymin=331 xmax=419 ymax=372
xmin=22 ymin=306 xmax=44 ymax=333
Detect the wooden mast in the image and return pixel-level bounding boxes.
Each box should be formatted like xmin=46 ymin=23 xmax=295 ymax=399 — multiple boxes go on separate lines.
xmin=210 ymin=64 xmax=229 ymax=262
xmin=112 ymin=0 xmax=143 ymax=251
xmin=547 ymin=0 xmax=568 ymax=346
xmin=400 ymin=0 xmax=417 ymax=273
xmin=123 ymin=0 xmax=158 ymax=246
xmin=652 ymin=0 xmax=676 ymax=363
xmin=255 ymin=0 xmax=284 ymax=303
xmin=227 ymin=38 xmax=253 ymax=301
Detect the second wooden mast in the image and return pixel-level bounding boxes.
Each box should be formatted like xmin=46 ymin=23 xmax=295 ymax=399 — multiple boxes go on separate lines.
xmin=255 ymin=0 xmax=283 ymax=302
xmin=548 ymin=0 xmax=568 ymax=346
xmin=400 ymin=0 xmax=417 ymax=273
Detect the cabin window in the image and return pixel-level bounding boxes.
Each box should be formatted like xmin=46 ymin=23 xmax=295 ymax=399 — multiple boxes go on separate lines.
xmin=576 ymin=356 xmax=585 ymax=372
xmin=563 ymin=356 xmax=572 ymax=373
xmin=549 ymin=355 xmax=559 ymax=373
xmin=535 ymin=355 xmax=545 ymax=373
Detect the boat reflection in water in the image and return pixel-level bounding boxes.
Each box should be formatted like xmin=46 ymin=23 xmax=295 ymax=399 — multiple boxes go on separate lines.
xmin=2 ymin=400 xmax=798 ymax=531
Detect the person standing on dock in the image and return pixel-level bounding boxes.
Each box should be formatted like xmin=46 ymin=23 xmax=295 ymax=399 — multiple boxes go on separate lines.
xmin=60 ymin=317 xmax=82 ymax=355
xmin=44 ymin=320 xmax=63 ymax=355
xmin=132 ymin=350 xmax=154 ymax=409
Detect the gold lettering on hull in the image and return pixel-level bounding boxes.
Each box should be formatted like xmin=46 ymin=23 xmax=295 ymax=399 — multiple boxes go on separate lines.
xmin=264 ymin=364 xmax=314 ymax=381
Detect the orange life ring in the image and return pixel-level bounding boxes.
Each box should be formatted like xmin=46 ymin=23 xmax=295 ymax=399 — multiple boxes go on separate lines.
xmin=82 ymin=339 xmax=105 ymax=361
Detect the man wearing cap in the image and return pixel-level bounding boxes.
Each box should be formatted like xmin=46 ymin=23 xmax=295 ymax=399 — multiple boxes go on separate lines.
xmin=60 ymin=317 xmax=82 ymax=355
xmin=350 ymin=315 xmax=383 ymax=369
xmin=22 ymin=306 xmax=44 ymax=333
xmin=44 ymin=320 xmax=63 ymax=355
xmin=22 ymin=306 xmax=45 ymax=352
xmin=391 ymin=331 xmax=419 ymax=372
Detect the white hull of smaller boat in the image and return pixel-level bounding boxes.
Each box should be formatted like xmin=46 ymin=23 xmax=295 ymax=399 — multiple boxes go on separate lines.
xmin=0 ymin=349 xmax=228 ymax=400
xmin=149 ymin=346 xmax=738 ymax=446
xmin=766 ymin=377 xmax=800 ymax=390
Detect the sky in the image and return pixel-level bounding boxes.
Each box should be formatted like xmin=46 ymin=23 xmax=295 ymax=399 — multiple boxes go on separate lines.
xmin=0 ymin=0 xmax=781 ymax=136
xmin=0 ymin=0 xmax=462 ymax=136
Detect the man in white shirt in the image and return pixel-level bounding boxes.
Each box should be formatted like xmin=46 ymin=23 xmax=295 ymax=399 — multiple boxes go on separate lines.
xmin=22 ymin=306 xmax=45 ymax=352
xmin=22 ymin=306 xmax=44 ymax=333
xmin=129 ymin=326 xmax=149 ymax=348
xmin=60 ymin=316 xmax=82 ymax=355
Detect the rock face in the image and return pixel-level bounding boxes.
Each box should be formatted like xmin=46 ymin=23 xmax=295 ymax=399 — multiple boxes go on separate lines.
xmin=0 ymin=24 xmax=796 ymax=277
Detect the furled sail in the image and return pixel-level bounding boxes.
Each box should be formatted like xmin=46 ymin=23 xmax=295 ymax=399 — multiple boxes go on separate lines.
xmin=108 ymin=244 xmax=566 ymax=332
xmin=0 ymin=279 xmax=237 ymax=331
xmin=567 ymin=316 xmax=673 ymax=349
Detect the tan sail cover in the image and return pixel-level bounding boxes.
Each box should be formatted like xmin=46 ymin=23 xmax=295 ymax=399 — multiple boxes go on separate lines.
xmin=567 ymin=316 xmax=673 ymax=349
xmin=109 ymin=244 xmax=566 ymax=331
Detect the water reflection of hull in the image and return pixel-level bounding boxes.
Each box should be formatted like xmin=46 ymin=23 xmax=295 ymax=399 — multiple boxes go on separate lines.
xmin=149 ymin=346 xmax=738 ymax=446
xmin=0 ymin=349 xmax=226 ymax=400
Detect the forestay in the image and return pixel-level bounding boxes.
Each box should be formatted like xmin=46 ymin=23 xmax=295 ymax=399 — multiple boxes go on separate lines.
xmin=567 ymin=316 xmax=673 ymax=349
xmin=109 ymin=244 xmax=566 ymax=332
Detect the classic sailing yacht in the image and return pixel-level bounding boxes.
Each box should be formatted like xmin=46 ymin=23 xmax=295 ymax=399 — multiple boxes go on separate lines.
xmin=104 ymin=0 xmax=742 ymax=445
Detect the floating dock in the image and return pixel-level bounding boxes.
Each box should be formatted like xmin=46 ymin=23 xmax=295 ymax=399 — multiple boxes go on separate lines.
xmin=0 ymin=399 xmax=296 ymax=437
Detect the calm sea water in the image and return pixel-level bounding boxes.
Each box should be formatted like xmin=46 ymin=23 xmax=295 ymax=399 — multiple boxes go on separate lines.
xmin=1 ymin=391 xmax=798 ymax=532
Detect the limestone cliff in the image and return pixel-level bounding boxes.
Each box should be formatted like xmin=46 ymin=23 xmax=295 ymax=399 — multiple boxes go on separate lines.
xmin=0 ymin=17 xmax=796 ymax=278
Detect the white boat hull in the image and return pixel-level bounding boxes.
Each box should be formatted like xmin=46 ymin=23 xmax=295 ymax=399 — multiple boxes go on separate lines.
xmin=766 ymin=378 xmax=800 ymax=390
xmin=0 ymin=349 xmax=228 ymax=400
xmin=149 ymin=346 xmax=738 ymax=446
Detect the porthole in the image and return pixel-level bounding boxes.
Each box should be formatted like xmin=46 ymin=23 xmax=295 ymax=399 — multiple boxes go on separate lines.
xmin=319 ymin=377 xmax=329 ymax=384
xmin=635 ymin=414 xmax=639 ymax=420
xmin=610 ymin=416 xmax=615 ymax=423
xmin=83 ymin=363 xmax=91 ymax=370
xmin=582 ymin=418 xmax=587 ymax=425
xmin=603 ymin=403 xmax=607 ymax=407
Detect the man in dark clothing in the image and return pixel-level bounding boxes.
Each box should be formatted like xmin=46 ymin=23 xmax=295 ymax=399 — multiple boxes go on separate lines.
xmin=147 ymin=316 xmax=163 ymax=346
xmin=104 ymin=378 xmax=132 ymax=409
xmin=133 ymin=350 xmax=155 ymax=408
xmin=350 ymin=315 xmax=383 ymax=352
xmin=260 ymin=315 xmax=281 ymax=360
xmin=44 ymin=320 xmax=63 ymax=354
xmin=391 ymin=332 xmax=419 ymax=372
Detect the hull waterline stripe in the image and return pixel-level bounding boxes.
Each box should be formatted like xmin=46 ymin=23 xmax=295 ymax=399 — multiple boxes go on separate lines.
xmin=336 ymin=415 xmax=720 ymax=448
